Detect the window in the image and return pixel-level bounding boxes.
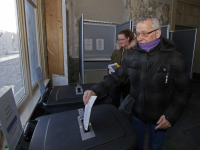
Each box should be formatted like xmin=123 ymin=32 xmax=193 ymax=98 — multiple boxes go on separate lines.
xmin=0 ymin=0 xmax=48 ymax=104
xmin=24 ymin=0 xmax=39 ymax=86
xmin=0 ymin=0 xmax=48 ymax=148
xmin=0 ymin=0 xmax=25 ymax=102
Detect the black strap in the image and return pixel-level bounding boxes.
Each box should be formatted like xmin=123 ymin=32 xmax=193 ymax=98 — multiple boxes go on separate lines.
xmin=132 ymin=52 xmax=169 ymax=99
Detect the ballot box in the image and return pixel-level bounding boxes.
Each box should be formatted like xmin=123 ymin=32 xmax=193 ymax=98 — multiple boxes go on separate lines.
xmin=16 ymin=104 xmax=137 ymax=150
xmin=15 ymin=121 xmax=37 ymax=150
xmin=37 ymin=83 xmax=109 ymax=114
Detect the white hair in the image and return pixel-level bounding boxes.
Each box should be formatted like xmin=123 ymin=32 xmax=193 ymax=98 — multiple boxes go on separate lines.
xmin=136 ymin=15 xmax=161 ymax=30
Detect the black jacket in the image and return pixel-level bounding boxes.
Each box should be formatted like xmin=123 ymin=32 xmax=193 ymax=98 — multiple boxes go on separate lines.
xmin=90 ymin=37 xmax=192 ymax=126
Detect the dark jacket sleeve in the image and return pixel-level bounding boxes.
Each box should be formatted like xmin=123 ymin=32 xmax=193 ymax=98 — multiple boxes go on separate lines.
xmin=90 ymin=54 xmax=129 ymax=96
xmin=164 ymin=52 xmax=192 ymax=126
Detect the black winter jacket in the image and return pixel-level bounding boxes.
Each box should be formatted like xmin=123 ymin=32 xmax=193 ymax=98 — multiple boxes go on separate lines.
xmin=90 ymin=37 xmax=192 ymax=126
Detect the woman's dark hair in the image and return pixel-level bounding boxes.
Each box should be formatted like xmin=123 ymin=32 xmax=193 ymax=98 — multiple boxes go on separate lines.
xmin=118 ymin=29 xmax=135 ymax=43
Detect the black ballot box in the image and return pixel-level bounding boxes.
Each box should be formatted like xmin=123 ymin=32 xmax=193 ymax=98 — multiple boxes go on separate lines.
xmin=16 ymin=104 xmax=137 ymax=150
xmin=15 ymin=121 xmax=37 ymax=150
xmin=37 ymin=83 xmax=110 ymax=114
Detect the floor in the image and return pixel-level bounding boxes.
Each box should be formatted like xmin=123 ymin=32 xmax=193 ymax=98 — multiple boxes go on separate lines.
xmin=144 ymin=80 xmax=200 ymax=150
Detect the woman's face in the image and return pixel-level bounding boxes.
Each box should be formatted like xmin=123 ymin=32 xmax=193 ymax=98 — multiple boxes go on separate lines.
xmin=118 ymin=34 xmax=130 ymax=48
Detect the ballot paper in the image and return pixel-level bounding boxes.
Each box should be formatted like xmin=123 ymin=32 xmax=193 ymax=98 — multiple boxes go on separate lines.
xmin=83 ymin=96 xmax=97 ymax=131
xmin=108 ymin=63 xmax=119 ymax=73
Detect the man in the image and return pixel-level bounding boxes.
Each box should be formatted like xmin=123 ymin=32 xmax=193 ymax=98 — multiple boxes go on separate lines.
xmin=83 ymin=15 xmax=192 ymax=150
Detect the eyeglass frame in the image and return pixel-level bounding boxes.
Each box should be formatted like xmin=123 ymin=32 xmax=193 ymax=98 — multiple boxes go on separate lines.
xmin=136 ymin=29 xmax=159 ymax=38
xmin=117 ymin=38 xmax=127 ymax=42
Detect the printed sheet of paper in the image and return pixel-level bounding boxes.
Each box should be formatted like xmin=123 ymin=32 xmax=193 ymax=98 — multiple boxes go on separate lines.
xmin=83 ymin=96 xmax=97 ymax=131
xmin=96 ymin=39 xmax=104 ymax=50
xmin=0 ymin=89 xmax=23 ymax=150
xmin=84 ymin=39 xmax=93 ymax=50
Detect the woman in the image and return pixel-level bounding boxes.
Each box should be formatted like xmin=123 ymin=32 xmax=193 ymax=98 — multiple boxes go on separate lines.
xmin=108 ymin=28 xmax=137 ymax=107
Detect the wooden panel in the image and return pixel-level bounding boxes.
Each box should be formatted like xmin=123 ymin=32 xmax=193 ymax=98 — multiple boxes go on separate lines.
xmin=44 ymin=0 xmax=64 ymax=85
xmin=183 ymin=4 xmax=189 ymax=15
xmin=188 ymin=15 xmax=194 ymax=24
xmin=178 ymin=0 xmax=200 ymax=7
xmin=176 ymin=3 xmax=183 ymax=23
xmin=176 ymin=2 xmax=200 ymax=27
xmin=193 ymin=7 xmax=199 ymax=16
xmin=194 ymin=16 xmax=199 ymax=24
xmin=189 ymin=5 xmax=193 ymax=15
xmin=182 ymin=14 xmax=188 ymax=23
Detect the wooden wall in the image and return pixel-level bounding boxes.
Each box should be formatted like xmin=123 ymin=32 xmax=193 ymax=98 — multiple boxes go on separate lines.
xmin=44 ymin=0 xmax=64 ymax=85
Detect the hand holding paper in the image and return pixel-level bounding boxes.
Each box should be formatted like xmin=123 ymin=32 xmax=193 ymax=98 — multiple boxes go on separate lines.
xmin=83 ymin=96 xmax=97 ymax=131
xmin=108 ymin=63 xmax=119 ymax=73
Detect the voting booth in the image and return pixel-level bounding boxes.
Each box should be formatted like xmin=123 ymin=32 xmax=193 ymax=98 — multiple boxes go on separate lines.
xmin=79 ymin=14 xmax=134 ymax=84
xmin=170 ymin=29 xmax=197 ymax=78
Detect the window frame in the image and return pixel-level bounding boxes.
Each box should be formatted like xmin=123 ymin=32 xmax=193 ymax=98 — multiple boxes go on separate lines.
xmin=15 ymin=0 xmax=49 ymax=107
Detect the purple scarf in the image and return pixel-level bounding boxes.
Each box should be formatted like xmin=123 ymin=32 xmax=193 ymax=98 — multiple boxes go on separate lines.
xmin=139 ymin=38 xmax=160 ymax=52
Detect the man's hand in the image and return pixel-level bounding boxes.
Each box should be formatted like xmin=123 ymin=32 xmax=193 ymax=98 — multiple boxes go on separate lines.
xmin=155 ymin=115 xmax=171 ymax=130
xmin=83 ymin=90 xmax=96 ymax=105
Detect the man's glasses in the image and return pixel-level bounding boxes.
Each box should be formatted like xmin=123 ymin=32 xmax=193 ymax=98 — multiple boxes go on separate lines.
xmin=117 ymin=38 xmax=126 ymax=42
xmin=136 ymin=29 xmax=158 ymax=38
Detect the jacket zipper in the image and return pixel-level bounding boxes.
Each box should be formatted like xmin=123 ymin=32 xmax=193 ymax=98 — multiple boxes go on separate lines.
xmin=143 ymin=53 xmax=150 ymax=117
xmin=121 ymin=48 xmax=124 ymax=63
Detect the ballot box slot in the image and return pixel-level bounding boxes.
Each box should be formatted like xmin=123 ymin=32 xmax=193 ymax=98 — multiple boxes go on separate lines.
xmin=75 ymin=85 xmax=83 ymax=95
xmin=81 ymin=119 xmax=90 ymax=133
xmin=77 ymin=108 xmax=95 ymax=140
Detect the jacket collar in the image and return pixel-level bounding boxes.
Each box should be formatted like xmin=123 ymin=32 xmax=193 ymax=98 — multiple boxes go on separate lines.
xmin=135 ymin=37 xmax=177 ymax=54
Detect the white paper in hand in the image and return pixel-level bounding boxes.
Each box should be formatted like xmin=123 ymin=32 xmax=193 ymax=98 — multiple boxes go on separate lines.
xmin=83 ymin=96 xmax=97 ymax=131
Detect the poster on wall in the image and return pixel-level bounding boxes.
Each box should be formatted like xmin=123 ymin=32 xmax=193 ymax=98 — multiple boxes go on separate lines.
xmin=96 ymin=39 xmax=104 ymax=50
xmin=84 ymin=39 xmax=93 ymax=51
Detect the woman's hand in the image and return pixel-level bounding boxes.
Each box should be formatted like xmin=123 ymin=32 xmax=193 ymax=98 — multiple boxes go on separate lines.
xmin=109 ymin=69 xmax=113 ymax=74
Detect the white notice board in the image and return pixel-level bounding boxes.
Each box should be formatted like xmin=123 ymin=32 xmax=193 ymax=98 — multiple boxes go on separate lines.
xmin=0 ymin=88 xmax=23 ymax=150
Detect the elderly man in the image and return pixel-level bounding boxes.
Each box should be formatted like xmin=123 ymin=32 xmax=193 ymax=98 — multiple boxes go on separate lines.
xmin=83 ymin=15 xmax=192 ymax=150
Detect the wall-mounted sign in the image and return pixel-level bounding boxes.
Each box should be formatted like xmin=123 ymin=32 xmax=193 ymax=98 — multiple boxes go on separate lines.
xmin=84 ymin=39 xmax=93 ymax=50
xmin=96 ymin=39 xmax=104 ymax=50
